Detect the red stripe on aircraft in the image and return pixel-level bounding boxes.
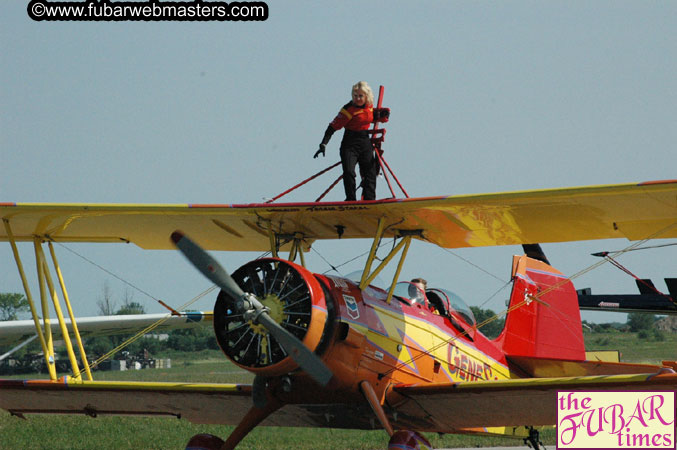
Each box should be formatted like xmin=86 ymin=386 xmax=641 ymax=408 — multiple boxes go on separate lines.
xmin=188 ymin=196 xmax=448 ymax=209
xmin=638 ymin=180 xmax=677 ymax=186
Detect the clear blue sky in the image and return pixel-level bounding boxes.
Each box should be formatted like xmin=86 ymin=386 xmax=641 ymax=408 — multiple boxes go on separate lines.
xmin=1 ymin=1 xmax=675 ymax=322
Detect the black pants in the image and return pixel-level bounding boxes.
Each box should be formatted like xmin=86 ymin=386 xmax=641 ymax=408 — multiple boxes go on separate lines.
xmin=340 ymin=131 xmax=377 ymax=201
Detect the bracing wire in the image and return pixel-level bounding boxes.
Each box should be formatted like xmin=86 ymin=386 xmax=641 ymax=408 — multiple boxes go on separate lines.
xmin=52 ymin=242 xmax=219 ymax=376
xmin=435 ymin=245 xmax=508 ymax=284
xmin=77 ymin=285 xmax=218 ymax=377
xmin=594 ymin=241 xmax=677 ymax=254
xmin=477 ymin=280 xmax=512 ymax=309
xmin=56 ymin=242 xmax=162 ymax=304
xmin=314 ymin=238 xmax=391 ymax=276
xmin=602 ymin=255 xmax=675 ymax=303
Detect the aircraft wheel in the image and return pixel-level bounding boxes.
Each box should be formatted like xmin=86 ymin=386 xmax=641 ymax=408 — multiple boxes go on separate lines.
xmin=185 ymin=433 xmax=225 ymax=450
xmin=388 ymin=430 xmax=434 ymax=450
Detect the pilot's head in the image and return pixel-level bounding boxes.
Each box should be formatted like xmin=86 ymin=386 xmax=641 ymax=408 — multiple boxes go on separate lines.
xmin=408 ymin=278 xmax=428 ymax=305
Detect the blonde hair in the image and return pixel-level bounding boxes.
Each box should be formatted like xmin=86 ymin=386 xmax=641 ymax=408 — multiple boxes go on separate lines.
xmin=352 ymin=81 xmax=374 ymax=106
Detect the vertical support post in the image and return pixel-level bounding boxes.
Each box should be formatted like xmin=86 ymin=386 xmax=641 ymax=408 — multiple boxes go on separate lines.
xmin=288 ymin=240 xmax=298 ymax=262
xmin=38 ymin=252 xmax=82 ymax=380
xmin=360 ymin=218 xmax=385 ymax=289
xmin=287 ymin=233 xmax=306 ymax=265
xmin=48 ymin=242 xmax=92 ymax=380
xmin=267 ymin=228 xmax=279 ymax=259
xmin=386 ymin=236 xmax=412 ymax=304
xmin=3 ymin=220 xmax=52 ymax=376
xmin=33 ymin=239 xmax=57 ymax=380
xmin=362 ymin=237 xmax=408 ymax=290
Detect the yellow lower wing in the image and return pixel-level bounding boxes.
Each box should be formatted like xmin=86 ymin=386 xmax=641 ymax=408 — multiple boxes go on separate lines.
xmin=392 ymin=370 xmax=677 ymax=430
xmin=2 ymin=370 xmax=676 ymax=431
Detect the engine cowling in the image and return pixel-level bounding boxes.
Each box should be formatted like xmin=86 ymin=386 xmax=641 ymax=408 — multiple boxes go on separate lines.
xmin=213 ymin=258 xmax=334 ymax=377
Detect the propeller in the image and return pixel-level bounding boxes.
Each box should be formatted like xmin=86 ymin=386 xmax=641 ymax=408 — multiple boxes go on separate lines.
xmin=170 ymin=231 xmax=333 ymax=387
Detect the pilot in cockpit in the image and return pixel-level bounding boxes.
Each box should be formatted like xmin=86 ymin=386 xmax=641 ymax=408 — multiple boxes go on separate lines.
xmin=408 ymin=278 xmax=446 ymax=316
xmin=408 ymin=278 xmax=428 ymax=307
xmin=399 ymin=279 xmax=472 ymax=323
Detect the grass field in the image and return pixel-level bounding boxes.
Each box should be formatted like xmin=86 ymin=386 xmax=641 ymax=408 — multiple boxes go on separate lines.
xmin=1 ymin=332 xmax=675 ymax=449
xmin=583 ymin=329 xmax=677 ymax=363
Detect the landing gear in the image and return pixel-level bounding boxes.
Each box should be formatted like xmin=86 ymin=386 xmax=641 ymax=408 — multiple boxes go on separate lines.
xmin=185 ymin=433 xmax=224 ymax=450
xmin=524 ymin=426 xmax=545 ymax=450
xmin=388 ymin=430 xmax=433 ymax=450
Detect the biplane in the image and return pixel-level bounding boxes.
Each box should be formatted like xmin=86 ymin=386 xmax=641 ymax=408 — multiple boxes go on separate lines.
xmin=1 ymin=179 xmax=677 ymax=450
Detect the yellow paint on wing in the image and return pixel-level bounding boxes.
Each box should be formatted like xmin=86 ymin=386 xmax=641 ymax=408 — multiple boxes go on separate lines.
xmin=60 ymin=380 xmax=247 ymax=392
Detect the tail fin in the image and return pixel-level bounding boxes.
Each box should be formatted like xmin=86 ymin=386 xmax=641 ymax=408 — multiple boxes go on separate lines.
xmin=497 ymin=255 xmax=585 ymax=361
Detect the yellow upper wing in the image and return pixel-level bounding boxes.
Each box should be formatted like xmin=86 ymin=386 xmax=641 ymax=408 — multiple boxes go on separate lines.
xmin=2 ymin=180 xmax=676 ymax=251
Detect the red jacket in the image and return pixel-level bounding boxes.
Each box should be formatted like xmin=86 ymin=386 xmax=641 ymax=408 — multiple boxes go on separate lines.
xmin=329 ymin=102 xmax=374 ymax=131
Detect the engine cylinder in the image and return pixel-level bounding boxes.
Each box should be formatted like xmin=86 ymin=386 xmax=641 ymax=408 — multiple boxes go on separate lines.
xmin=213 ymin=258 xmax=332 ymax=377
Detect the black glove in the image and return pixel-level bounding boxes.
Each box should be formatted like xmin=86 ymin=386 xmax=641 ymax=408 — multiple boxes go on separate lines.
xmin=314 ymin=144 xmax=326 ymax=158
xmin=373 ymin=107 xmax=390 ymax=123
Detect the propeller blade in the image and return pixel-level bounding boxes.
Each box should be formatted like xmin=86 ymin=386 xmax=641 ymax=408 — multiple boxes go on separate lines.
xmin=256 ymin=312 xmax=333 ymax=386
xmin=171 ymin=231 xmax=246 ymax=300
xmin=171 ymin=230 xmax=333 ymax=387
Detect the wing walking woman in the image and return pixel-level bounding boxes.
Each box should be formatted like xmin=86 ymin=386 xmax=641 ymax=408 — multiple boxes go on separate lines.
xmin=314 ymin=81 xmax=389 ymax=201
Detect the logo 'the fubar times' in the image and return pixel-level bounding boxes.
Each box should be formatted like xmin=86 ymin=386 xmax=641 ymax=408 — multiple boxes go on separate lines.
xmin=557 ymin=391 xmax=675 ymax=449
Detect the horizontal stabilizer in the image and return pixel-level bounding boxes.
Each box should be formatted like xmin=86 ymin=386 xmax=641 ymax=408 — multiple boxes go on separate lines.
xmin=507 ymin=355 xmax=666 ymax=378
xmin=577 ymin=288 xmax=677 ymax=314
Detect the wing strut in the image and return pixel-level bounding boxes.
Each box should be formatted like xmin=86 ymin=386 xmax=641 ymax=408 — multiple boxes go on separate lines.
xmin=286 ymin=232 xmax=307 ymax=267
xmin=4 ymin=219 xmax=56 ymax=380
xmin=35 ymin=242 xmax=84 ymax=380
xmin=359 ymin=219 xmax=419 ymax=304
xmin=360 ymin=218 xmax=386 ymax=288
xmin=3 ymin=219 xmax=91 ymax=381
xmin=267 ymin=231 xmax=307 ymax=267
